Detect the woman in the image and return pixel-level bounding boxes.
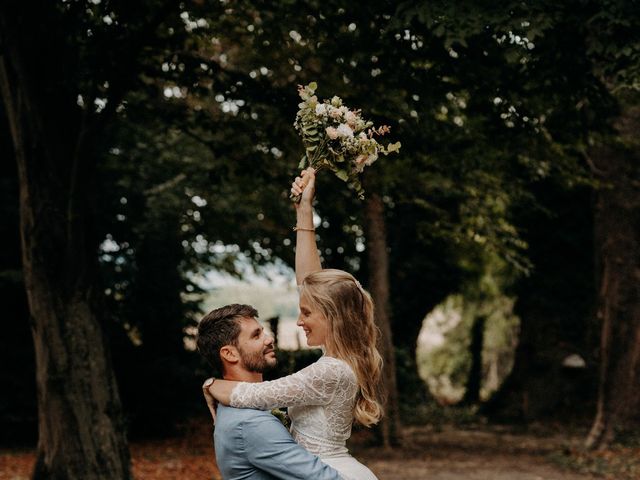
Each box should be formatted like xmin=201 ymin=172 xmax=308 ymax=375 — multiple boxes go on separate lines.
xmin=204 ymin=168 xmax=383 ymax=480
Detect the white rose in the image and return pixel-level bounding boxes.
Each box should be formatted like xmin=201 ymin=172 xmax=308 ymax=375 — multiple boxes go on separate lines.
xmin=337 ymin=124 xmax=354 ymax=138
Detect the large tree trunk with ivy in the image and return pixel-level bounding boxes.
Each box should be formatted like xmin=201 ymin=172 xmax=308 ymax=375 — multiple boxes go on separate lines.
xmin=586 ymin=102 xmax=640 ymax=449
xmin=0 ymin=6 xmax=130 ymax=479
xmin=365 ymin=193 xmax=401 ymax=447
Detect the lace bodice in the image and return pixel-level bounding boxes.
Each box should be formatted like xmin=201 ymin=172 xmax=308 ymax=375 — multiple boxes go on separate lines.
xmin=230 ymin=356 xmax=359 ymax=457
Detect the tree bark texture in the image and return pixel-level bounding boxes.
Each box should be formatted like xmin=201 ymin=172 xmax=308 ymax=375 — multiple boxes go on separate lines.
xmin=586 ymin=102 xmax=640 ymax=449
xmin=0 ymin=5 xmax=131 ymax=479
xmin=365 ymin=193 xmax=402 ymax=447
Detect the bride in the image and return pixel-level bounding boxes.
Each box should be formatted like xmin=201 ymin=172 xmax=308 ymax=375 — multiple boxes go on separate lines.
xmin=205 ymin=168 xmax=383 ymax=480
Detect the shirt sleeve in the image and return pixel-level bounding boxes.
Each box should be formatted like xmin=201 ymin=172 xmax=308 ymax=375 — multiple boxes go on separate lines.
xmin=243 ymin=414 xmax=343 ymax=480
xmin=230 ymin=358 xmax=356 ymax=410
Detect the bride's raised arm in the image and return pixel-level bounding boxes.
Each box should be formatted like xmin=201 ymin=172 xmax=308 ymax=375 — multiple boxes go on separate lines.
xmin=291 ymin=168 xmax=322 ymax=284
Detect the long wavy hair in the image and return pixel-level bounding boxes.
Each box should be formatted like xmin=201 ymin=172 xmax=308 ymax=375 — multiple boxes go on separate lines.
xmin=300 ymin=269 xmax=384 ymax=427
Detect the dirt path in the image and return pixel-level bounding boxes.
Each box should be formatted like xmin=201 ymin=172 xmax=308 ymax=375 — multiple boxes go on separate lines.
xmin=2 ymin=422 xmax=625 ymax=479
xmin=352 ymin=425 xmax=602 ymax=480
xmin=366 ymin=457 xmax=592 ymax=480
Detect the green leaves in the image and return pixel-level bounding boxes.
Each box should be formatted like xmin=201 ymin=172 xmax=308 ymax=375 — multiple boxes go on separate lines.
xmin=384 ymin=142 xmax=402 ymax=154
xmin=335 ymin=169 xmax=349 ymax=181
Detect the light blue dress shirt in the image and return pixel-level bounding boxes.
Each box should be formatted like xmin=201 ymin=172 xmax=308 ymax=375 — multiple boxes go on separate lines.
xmin=214 ymin=404 xmax=343 ymax=480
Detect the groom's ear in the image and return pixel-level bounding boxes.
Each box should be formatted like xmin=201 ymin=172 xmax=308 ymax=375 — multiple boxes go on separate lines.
xmin=220 ymin=345 xmax=240 ymax=365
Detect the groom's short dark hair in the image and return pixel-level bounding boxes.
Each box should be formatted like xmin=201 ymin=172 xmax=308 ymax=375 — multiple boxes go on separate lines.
xmin=196 ymin=304 xmax=259 ymax=373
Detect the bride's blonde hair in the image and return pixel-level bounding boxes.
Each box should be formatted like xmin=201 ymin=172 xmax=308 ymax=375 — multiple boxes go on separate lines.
xmin=300 ymin=269 xmax=384 ymax=427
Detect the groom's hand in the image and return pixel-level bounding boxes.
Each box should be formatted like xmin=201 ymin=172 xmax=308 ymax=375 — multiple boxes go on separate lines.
xmin=202 ymin=378 xmax=218 ymax=425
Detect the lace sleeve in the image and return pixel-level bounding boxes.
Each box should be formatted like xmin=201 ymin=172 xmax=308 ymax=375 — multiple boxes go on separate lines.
xmin=230 ymin=358 xmax=355 ymax=410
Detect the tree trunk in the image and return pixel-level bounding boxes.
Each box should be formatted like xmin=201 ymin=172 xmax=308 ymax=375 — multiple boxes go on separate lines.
xmin=586 ymin=102 xmax=640 ymax=449
xmin=365 ymin=193 xmax=402 ymax=447
xmin=462 ymin=316 xmax=486 ymax=405
xmin=0 ymin=11 xmax=131 ymax=479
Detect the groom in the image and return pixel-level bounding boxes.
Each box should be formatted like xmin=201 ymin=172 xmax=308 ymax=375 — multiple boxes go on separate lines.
xmin=196 ymin=304 xmax=342 ymax=480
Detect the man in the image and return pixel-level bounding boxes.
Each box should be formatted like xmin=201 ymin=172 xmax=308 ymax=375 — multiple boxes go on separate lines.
xmin=196 ymin=304 xmax=342 ymax=480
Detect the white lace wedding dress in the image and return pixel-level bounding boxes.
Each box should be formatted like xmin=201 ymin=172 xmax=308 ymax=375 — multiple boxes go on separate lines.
xmin=230 ymin=355 xmax=378 ymax=480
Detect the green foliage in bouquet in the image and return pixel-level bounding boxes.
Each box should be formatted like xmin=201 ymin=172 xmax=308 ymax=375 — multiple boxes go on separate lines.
xmin=293 ymin=82 xmax=401 ymax=200
xmin=270 ymin=408 xmax=292 ymax=430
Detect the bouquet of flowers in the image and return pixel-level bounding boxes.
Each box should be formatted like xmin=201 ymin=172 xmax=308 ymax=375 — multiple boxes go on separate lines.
xmin=291 ymin=82 xmax=401 ymax=202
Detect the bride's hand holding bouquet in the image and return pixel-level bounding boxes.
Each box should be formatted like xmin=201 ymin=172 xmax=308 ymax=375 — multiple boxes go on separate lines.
xmin=291 ymin=167 xmax=316 ymax=210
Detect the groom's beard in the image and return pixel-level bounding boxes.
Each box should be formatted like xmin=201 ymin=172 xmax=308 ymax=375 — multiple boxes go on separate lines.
xmin=238 ymin=345 xmax=277 ymax=373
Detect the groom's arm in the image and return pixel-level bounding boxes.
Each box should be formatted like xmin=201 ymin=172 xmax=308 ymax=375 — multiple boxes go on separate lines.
xmin=243 ymin=415 xmax=343 ymax=480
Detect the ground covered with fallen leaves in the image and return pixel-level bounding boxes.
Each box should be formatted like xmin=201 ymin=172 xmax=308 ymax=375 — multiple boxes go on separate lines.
xmin=1 ymin=417 xmax=638 ymax=479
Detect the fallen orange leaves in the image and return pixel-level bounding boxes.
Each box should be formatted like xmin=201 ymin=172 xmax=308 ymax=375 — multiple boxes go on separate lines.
xmin=0 ymin=418 xmax=221 ymax=480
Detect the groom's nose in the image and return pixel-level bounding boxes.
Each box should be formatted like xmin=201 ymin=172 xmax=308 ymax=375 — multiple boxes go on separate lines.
xmin=264 ymin=333 xmax=274 ymax=347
